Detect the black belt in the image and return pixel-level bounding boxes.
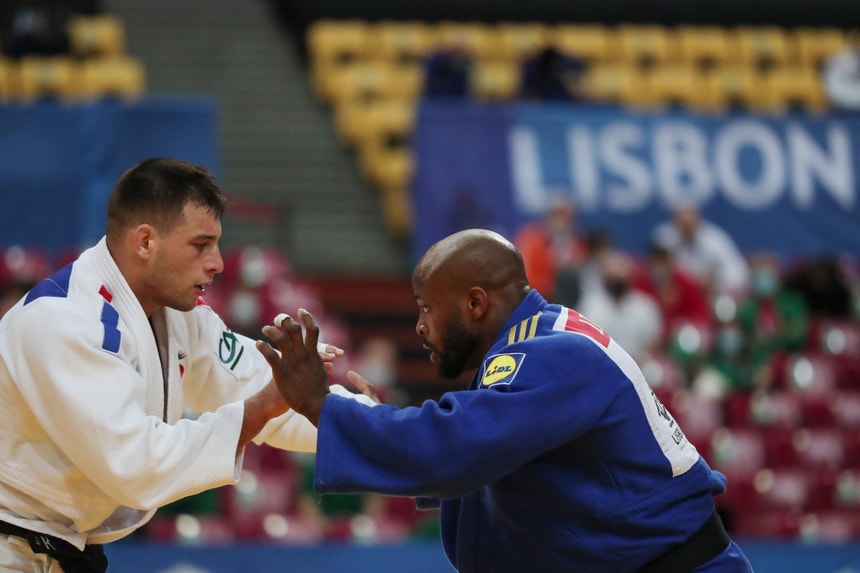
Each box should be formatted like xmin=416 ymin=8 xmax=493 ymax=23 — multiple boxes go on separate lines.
xmin=0 ymin=520 xmax=108 ymax=573
xmin=638 ymin=512 xmax=731 ymax=573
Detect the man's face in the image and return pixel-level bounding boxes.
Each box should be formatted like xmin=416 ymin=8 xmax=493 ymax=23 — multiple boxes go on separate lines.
xmin=144 ymin=203 xmax=223 ymax=314
xmin=414 ymin=276 xmax=481 ymax=379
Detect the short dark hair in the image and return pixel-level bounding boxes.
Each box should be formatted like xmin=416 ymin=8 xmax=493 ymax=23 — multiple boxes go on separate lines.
xmin=107 ymin=157 xmax=226 ymax=238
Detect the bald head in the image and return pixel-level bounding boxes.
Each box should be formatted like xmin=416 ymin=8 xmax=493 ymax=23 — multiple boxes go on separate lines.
xmin=415 ymin=229 xmax=529 ymax=296
xmin=412 ymin=230 xmax=531 ymax=378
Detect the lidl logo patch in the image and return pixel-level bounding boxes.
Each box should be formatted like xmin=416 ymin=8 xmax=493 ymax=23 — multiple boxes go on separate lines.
xmin=481 ymin=353 xmax=525 ymax=387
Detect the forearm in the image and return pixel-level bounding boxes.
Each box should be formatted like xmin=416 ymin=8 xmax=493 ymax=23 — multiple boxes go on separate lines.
xmin=238 ymin=382 xmax=289 ymax=454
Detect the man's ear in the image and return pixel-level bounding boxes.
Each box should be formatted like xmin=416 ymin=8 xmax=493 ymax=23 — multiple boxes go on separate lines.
xmin=467 ymin=287 xmax=489 ymax=318
xmin=132 ymin=224 xmax=156 ymax=260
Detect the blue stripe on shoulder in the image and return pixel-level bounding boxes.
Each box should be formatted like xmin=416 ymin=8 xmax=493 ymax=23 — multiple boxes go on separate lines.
xmin=100 ymin=302 xmax=121 ymax=353
xmin=24 ymin=263 xmax=74 ymax=305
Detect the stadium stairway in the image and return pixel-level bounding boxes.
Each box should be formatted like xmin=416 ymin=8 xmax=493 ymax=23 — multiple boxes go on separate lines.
xmin=105 ymin=0 xmax=411 ymax=275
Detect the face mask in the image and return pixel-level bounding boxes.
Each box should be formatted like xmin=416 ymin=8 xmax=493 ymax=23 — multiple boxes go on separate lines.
xmin=606 ymin=280 xmax=629 ymax=299
xmin=752 ymin=270 xmax=779 ymax=297
xmin=716 ymin=328 xmax=743 ymax=356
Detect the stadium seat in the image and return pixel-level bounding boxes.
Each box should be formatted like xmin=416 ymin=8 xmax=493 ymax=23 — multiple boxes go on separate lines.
xmin=784 ymin=352 xmax=838 ymax=398
xmin=0 ymin=58 xmax=13 ymax=101
xmin=14 ymin=57 xmax=80 ymax=101
xmin=799 ymin=510 xmax=860 ymax=542
xmin=583 ymin=63 xmax=647 ymax=107
xmin=642 ymin=64 xmax=705 ymax=108
xmin=830 ymin=391 xmax=860 ymax=429
xmin=551 ymin=24 xmax=611 ymax=64
xmin=334 ymin=97 xmax=416 ymax=149
xmin=758 ymin=65 xmax=828 ymax=112
xmin=316 ymin=60 xmax=424 ymax=106
xmin=469 ymin=59 xmax=521 ymax=101
xmin=732 ymin=26 xmax=791 ymax=71
xmin=307 ymin=19 xmax=371 ymax=67
xmin=833 ymin=469 xmax=860 ymax=507
xmin=359 ymin=141 xmax=414 ymax=190
xmin=671 ymin=392 xmax=723 ymax=458
xmin=79 ymin=56 xmax=146 ymax=100
xmin=793 ymin=27 xmax=848 ymax=70
xmin=700 ymin=65 xmax=765 ymax=110
xmin=710 ymin=427 xmax=767 ymax=483
xmin=732 ymin=507 xmax=803 ymax=539
xmin=614 ymin=25 xmax=672 ymax=69
xmin=494 ymin=22 xmax=550 ymax=62
xmin=68 ymin=15 xmax=126 ymax=58
xmin=747 ymin=391 xmax=803 ymax=429
xmin=375 ymin=21 xmax=435 ymax=65
xmin=792 ymin=428 xmax=846 ymax=470
xmin=750 ymin=467 xmax=812 ymax=511
xmin=676 ymin=26 xmax=732 ymax=69
xmin=431 ymin=22 xmax=496 ymax=61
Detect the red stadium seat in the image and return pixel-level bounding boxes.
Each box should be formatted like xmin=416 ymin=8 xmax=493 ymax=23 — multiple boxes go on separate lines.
xmin=732 ymin=507 xmax=802 ymax=539
xmin=830 ymin=391 xmax=860 ymax=429
xmin=710 ymin=427 xmax=767 ymax=484
xmin=747 ymin=390 xmax=803 ymax=429
xmin=792 ymin=428 xmax=846 ymax=470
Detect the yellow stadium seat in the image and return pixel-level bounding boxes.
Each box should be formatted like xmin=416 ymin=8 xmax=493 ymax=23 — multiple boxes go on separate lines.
xmin=551 ymin=24 xmax=611 ymax=64
xmin=495 ymin=22 xmax=549 ymax=61
xmin=315 ymin=60 xmax=424 ymax=106
xmin=375 ymin=21 xmax=434 ymax=64
xmin=643 ymin=65 xmax=705 ymax=108
xmin=334 ymin=97 xmax=416 ymax=148
xmin=701 ymin=65 xmax=766 ymax=110
xmin=0 ymin=58 xmax=12 ymax=101
xmin=359 ymin=141 xmax=415 ymax=190
xmin=79 ymin=56 xmax=145 ymax=100
xmin=732 ymin=26 xmax=791 ymax=71
xmin=15 ymin=57 xmax=80 ymax=101
xmin=677 ymin=26 xmax=732 ymax=69
xmin=759 ymin=65 xmax=828 ymax=112
xmin=583 ymin=63 xmax=648 ymax=106
xmin=432 ymin=22 xmax=496 ymax=61
xmin=614 ymin=25 xmax=673 ymax=68
xmin=379 ymin=184 xmax=413 ymax=239
xmin=794 ymin=27 xmax=849 ymax=69
xmin=307 ymin=19 xmax=371 ymax=66
xmin=68 ymin=15 xmax=126 ymax=58
xmin=469 ymin=59 xmax=521 ymax=101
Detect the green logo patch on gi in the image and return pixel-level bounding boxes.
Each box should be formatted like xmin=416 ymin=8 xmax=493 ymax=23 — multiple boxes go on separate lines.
xmin=219 ymin=331 xmax=245 ymax=371
xmin=481 ymin=353 xmax=525 ymax=386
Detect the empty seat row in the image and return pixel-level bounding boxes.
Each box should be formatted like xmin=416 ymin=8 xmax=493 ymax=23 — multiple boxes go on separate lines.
xmin=307 ymin=20 xmax=853 ymax=71
xmin=0 ymin=55 xmax=145 ymax=101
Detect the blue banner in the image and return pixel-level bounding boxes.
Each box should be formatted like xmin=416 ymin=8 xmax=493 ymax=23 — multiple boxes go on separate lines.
xmin=412 ymin=100 xmax=860 ymax=263
xmin=0 ymin=97 xmax=219 ymax=255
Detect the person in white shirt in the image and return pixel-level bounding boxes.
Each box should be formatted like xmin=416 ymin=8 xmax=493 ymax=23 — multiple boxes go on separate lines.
xmin=0 ymin=158 xmax=374 ymax=572
xmin=652 ymin=206 xmax=749 ymax=297
xmin=577 ymin=251 xmax=663 ymax=362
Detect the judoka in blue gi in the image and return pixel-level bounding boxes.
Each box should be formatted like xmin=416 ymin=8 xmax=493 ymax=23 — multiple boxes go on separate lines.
xmin=258 ymin=229 xmax=755 ymax=573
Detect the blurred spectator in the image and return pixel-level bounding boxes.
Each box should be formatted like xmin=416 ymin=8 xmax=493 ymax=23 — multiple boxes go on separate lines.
xmin=514 ymin=196 xmax=586 ymax=306
xmin=0 ymin=245 xmax=52 ymax=318
xmin=423 ymin=42 xmax=471 ymax=97
xmin=350 ymin=337 xmax=406 ymax=407
xmin=689 ymin=317 xmax=764 ymax=399
xmin=519 ymin=46 xmax=588 ymax=101
xmin=635 ymin=242 xmax=712 ymax=343
xmin=784 ymin=255 xmax=854 ymax=319
xmin=578 ymin=250 xmax=663 ymax=362
xmin=652 ymin=205 xmax=749 ymax=296
xmin=1 ymin=0 xmax=72 ymax=58
xmin=822 ymin=38 xmax=860 ymax=112
xmin=736 ymin=252 xmax=809 ymax=371
xmin=569 ymin=228 xmax=614 ymax=305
